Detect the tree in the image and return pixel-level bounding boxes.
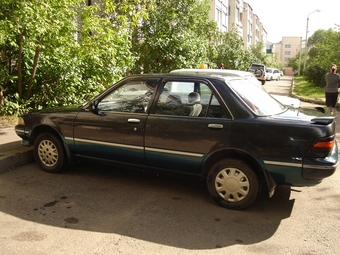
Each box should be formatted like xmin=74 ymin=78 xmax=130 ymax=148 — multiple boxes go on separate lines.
xmin=308 ymin=29 xmax=340 ymax=70
xmin=213 ymin=28 xmax=255 ymax=70
xmin=303 ymin=29 xmax=340 ymax=86
xmin=131 ymin=0 xmax=216 ymax=73
xmin=248 ymin=41 xmax=268 ymax=66
xmin=0 ymin=0 xmax=151 ymax=113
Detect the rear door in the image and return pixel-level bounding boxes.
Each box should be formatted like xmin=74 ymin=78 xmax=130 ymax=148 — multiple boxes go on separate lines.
xmin=145 ymin=78 xmax=232 ymax=175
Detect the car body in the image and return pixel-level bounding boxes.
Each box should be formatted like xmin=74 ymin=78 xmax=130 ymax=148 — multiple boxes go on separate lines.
xmin=15 ymin=73 xmax=338 ymax=210
xmin=248 ymin=63 xmax=266 ymax=85
xmin=171 ymin=68 xmax=300 ymax=108
xmin=266 ymin=68 xmax=281 ymax=81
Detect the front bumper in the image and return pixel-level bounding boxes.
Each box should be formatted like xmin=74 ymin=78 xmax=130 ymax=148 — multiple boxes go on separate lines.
xmin=14 ymin=124 xmax=31 ymax=147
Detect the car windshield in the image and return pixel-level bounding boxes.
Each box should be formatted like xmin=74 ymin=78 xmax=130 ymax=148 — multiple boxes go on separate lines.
xmin=266 ymin=68 xmax=273 ymax=73
xmin=227 ymin=79 xmax=286 ymax=115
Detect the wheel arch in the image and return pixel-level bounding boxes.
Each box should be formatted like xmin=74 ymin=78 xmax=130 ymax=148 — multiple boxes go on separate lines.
xmin=202 ymin=148 xmax=276 ymax=194
xmin=29 ymin=125 xmax=73 ymax=163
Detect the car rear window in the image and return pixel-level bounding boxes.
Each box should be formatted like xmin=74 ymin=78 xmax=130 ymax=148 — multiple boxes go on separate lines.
xmin=228 ymin=79 xmax=286 ymax=115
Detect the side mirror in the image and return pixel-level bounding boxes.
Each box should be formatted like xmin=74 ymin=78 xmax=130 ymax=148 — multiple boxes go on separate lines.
xmin=90 ymin=100 xmax=98 ymax=113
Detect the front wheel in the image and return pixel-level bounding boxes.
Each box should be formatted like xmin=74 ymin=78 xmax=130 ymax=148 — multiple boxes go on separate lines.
xmin=34 ymin=132 xmax=66 ymax=173
xmin=206 ymin=159 xmax=261 ymax=210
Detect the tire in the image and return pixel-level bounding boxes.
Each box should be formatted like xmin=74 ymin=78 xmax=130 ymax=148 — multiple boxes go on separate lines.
xmin=276 ymin=76 xmax=280 ymax=81
xmin=261 ymin=80 xmax=265 ymax=85
xmin=254 ymin=69 xmax=263 ymax=78
xmin=206 ymin=159 xmax=261 ymax=210
xmin=34 ymin=132 xmax=66 ymax=173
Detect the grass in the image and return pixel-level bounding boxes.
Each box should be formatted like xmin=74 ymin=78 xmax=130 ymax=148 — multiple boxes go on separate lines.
xmin=293 ymin=76 xmax=324 ymax=99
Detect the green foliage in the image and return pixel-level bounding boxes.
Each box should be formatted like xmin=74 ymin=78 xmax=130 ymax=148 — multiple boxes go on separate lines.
xmin=0 ymin=93 xmax=32 ymax=116
xmin=131 ymin=0 xmax=216 ymax=73
xmin=213 ymin=28 xmax=252 ymax=70
xmin=303 ymin=29 xmax=340 ymax=86
xmin=308 ymin=29 xmax=340 ymax=70
xmin=249 ymin=42 xmax=268 ymax=66
xmin=0 ymin=0 xmax=289 ymax=116
xmin=304 ymin=65 xmax=327 ymax=88
xmin=0 ymin=0 xmax=150 ymax=114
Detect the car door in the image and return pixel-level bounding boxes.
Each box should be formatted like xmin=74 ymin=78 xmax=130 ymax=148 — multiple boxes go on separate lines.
xmin=144 ymin=78 xmax=232 ymax=175
xmin=73 ymin=78 xmax=159 ymax=165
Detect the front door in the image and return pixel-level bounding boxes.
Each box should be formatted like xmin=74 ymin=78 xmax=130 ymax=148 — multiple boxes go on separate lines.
xmin=73 ymin=78 xmax=159 ymax=165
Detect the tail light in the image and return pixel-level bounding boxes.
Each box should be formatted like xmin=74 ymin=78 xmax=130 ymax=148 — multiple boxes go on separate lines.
xmin=311 ymin=137 xmax=335 ymax=153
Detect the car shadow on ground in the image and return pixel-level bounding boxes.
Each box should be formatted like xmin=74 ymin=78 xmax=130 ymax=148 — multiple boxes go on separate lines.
xmin=0 ymin=161 xmax=294 ymax=249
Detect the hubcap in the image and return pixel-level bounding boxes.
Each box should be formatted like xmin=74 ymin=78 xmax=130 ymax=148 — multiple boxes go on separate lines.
xmin=38 ymin=139 xmax=58 ymax=167
xmin=215 ymin=167 xmax=250 ymax=202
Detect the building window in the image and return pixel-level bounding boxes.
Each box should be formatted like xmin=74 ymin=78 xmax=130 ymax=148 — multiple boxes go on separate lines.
xmin=285 ymin=51 xmax=291 ymax=55
xmin=216 ymin=8 xmax=222 ymax=22
xmin=285 ymin=44 xmax=291 ymax=48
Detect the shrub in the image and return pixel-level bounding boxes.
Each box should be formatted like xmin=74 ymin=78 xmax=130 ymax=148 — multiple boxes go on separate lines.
xmin=304 ymin=65 xmax=327 ymax=88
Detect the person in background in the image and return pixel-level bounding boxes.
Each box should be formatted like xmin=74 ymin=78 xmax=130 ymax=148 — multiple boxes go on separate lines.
xmin=219 ymin=63 xmax=224 ymax=69
xmin=325 ymin=64 xmax=340 ymax=114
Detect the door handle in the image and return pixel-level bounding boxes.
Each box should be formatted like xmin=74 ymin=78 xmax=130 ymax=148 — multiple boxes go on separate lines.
xmin=208 ymin=124 xmax=223 ymax=129
xmin=128 ymin=118 xmax=141 ymax=123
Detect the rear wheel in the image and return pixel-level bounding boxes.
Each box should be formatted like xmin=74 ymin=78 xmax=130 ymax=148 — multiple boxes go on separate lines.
xmin=206 ymin=159 xmax=261 ymax=210
xmin=34 ymin=132 xmax=66 ymax=173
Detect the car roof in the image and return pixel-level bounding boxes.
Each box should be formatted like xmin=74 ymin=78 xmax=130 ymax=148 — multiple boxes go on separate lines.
xmin=170 ymin=68 xmax=254 ymax=78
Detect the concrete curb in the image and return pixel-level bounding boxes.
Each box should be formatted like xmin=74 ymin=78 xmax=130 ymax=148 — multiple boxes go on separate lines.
xmin=0 ymin=148 xmax=34 ymax=173
xmin=0 ymin=126 xmax=34 ymax=172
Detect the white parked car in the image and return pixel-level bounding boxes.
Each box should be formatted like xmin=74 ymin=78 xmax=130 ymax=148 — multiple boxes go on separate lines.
xmin=266 ymin=68 xmax=281 ymax=81
xmin=171 ymin=68 xmax=300 ymax=108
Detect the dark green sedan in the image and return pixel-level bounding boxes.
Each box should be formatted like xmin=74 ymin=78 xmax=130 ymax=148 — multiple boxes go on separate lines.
xmin=15 ymin=73 xmax=338 ymax=210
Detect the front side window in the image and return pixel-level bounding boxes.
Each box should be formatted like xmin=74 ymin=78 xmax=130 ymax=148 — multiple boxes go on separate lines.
xmin=154 ymin=80 xmax=227 ymax=118
xmin=97 ymin=79 xmax=157 ymax=113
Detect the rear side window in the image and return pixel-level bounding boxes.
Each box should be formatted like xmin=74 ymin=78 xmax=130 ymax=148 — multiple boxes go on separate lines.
xmin=154 ymin=80 xmax=228 ymax=118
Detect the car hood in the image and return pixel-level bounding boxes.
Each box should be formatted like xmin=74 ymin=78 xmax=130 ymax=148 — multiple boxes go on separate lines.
xmin=271 ymin=94 xmax=301 ymax=108
xmin=29 ymin=105 xmax=81 ymax=114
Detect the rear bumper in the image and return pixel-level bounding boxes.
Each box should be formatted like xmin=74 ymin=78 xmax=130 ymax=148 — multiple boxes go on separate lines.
xmin=302 ymin=142 xmax=338 ymax=180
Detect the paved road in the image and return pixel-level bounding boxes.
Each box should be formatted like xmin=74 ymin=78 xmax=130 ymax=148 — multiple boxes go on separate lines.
xmin=0 ymin=77 xmax=339 ymax=255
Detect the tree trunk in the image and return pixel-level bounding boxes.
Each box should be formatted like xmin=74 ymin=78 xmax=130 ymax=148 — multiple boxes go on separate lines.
xmin=0 ymin=89 xmax=4 ymax=105
xmin=26 ymin=46 xmax=40 ymax=100
xmin=17 ymin=34 xmax=23 ymax=98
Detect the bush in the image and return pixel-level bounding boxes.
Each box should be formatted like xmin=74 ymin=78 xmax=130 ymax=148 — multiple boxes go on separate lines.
xmin=0 ymin=93 xmax=32 ymax=116
xmin=304 ymin=65 xmax=327 ymax=88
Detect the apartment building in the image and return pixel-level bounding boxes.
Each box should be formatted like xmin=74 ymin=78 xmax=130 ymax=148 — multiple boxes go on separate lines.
xmin=210 ymin=0 xmax=267 ymax=52
xmin=209 ymin=0 xmax=229 ymax=33
xmin=273 ymin=37 xmax=303 ymax=75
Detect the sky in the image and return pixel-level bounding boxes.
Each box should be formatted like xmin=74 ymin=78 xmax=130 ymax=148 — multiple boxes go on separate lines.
xmin=245 ymin=0 xmax=340 ymax=43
